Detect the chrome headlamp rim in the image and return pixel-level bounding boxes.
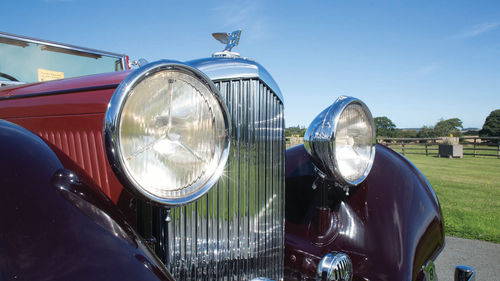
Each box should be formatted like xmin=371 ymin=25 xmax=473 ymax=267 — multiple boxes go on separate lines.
xmin=305 ymin=96 xmax=376 ymax=186
xmin=104 ymin=60 xmax=230 ymax=206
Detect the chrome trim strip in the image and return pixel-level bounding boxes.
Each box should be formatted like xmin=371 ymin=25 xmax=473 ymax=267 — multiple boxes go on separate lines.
xmin=0 ymin=84 xmax=119 ymax=101
xmin=187 ymin=57 xmax=284 ymax=103
xmin=104 ymin=60 xmax=231 ymax=206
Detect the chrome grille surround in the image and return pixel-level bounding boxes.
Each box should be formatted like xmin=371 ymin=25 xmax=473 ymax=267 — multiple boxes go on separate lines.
xmin=166 ymin=78 xmax=285 ymax=280
xmin=144 ymin=58 xmax=286 ymax=280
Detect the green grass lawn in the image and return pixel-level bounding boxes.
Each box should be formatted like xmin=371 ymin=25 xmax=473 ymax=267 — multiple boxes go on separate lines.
xmin=404 ymin=154 xmax=500 ymax=243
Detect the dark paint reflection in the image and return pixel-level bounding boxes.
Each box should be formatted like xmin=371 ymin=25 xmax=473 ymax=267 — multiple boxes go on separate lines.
xmin=284 ymin=144 xmax=444 ymax=280
xmin=51 ymin=169 xmax=135 ymax=246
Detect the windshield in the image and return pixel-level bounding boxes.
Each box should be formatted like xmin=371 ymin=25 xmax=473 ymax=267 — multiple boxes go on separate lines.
xmin=0 ymin=33 xmax=126 ymax=83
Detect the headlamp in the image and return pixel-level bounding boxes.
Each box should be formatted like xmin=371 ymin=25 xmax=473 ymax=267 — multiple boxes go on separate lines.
xmin=104 ymin=60 xmax=230 ymax=205
xmin=304 ymin=96 xmax=375 ymax=186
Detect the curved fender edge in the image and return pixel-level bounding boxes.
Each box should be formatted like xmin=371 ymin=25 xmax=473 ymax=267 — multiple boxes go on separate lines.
xmin=0 ymin=119 xmax=173 ymax=281
xmin=285 ymin=144 xmax=445 ymax=281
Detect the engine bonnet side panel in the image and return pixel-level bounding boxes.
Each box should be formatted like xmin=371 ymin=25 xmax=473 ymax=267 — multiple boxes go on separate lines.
xmin=0 ymin=73 xmax=128 ymax=206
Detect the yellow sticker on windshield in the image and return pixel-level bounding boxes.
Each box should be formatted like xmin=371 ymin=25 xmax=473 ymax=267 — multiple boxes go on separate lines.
xmin=38 ymin=68 xmax=64 ymax=82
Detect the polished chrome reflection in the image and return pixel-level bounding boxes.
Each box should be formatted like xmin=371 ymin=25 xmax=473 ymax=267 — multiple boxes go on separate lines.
xmin=212 ymin=30 xmax=242 ymax=52
xmin=187 ymin=57 xmax=283 ymax=103
xmin=316 ymin=252 xmax=353 ymax=281
xmin=104 ymin=60 xmax=230 ymax=206
xmin=455 ymin=265 xmax=475 ymax=281
xmin=160 ymin=79 xmax=285 ymax=280
xmin=304 ymin=96 xmax=375 ymax=187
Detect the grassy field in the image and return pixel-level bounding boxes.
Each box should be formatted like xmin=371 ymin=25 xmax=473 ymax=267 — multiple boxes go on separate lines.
xmin=404 ymin=154 xmax=500 ymax=243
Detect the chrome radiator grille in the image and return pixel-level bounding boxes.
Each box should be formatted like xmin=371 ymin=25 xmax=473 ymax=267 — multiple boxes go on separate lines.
xmin=157 ymin=79 xmax=285 ymax=280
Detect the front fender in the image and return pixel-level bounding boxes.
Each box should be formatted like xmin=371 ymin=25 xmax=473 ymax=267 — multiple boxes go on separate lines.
xmin=0 ymin=120 xmax=173 ymax=281
xmin=285 ymin=144 xmax=444 ymax=281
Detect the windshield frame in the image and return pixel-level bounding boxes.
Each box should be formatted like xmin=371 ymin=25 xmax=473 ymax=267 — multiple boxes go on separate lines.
xmin=0 ymin=31 xmax=129 ymax=84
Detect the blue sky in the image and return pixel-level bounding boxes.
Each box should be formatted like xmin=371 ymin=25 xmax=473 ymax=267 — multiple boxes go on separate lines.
xmin=2 ymin=0 xmax=499 ymax=128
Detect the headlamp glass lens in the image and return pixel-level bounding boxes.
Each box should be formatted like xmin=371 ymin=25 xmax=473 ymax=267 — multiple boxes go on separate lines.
xmin=118 ymin=69 xmax=227 ymax=200
xmin=334 ymin=103 xmax=374 ymax=183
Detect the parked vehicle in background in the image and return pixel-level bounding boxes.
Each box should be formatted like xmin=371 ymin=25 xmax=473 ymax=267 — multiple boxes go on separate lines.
xmin=0 ymin=30 xmax=467 ymax=281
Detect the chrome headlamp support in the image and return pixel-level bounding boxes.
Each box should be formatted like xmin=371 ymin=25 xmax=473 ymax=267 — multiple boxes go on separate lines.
xmin=304 ymin=96 xmax=376 ymax=187
xmin=104 ymin=60 xmax=230 ymax=206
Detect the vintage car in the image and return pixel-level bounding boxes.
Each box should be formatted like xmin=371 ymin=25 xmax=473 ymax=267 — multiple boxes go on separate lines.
xmin=0 ymin=30 xmax=474 ymax=281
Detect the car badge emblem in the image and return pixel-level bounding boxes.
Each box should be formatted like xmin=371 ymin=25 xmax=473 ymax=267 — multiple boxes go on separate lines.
xmin=212 ymin=29 xmax=242 ymax=58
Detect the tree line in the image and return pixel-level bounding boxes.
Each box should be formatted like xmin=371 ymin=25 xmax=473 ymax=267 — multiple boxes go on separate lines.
xmin=374 ymin=109 xmax=500 ymax=138
xmin=285 ymin=109 xmax=500 ymax=138
xmin=285 ymin=125 xmax=306 ymax=137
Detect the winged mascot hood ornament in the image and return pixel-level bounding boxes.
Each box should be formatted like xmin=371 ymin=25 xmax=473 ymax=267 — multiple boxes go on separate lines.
xmin=212 ymin=29 xmax=242 ymax=57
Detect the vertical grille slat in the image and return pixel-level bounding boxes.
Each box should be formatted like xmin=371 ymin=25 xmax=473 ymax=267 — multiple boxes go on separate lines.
xmin=163 ymin=79 xmax=284 ymax=280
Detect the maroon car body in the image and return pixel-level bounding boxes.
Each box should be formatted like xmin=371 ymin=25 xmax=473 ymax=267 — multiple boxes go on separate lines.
xmin=0 ymin=32 xmax=444 ymax=281
xmin=284 ymin=145 xmax=444 ymax=280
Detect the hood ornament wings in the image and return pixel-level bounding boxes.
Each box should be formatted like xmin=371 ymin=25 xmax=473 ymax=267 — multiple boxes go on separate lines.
xmin=212 ymin=29 xmax=242 ymax=58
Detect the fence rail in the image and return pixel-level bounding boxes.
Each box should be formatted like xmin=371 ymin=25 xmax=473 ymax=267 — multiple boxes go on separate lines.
xmin=377 ymin=136 xmax=500 ymax=158
xmin=286 ymin=136 xmax=500 ymax=158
